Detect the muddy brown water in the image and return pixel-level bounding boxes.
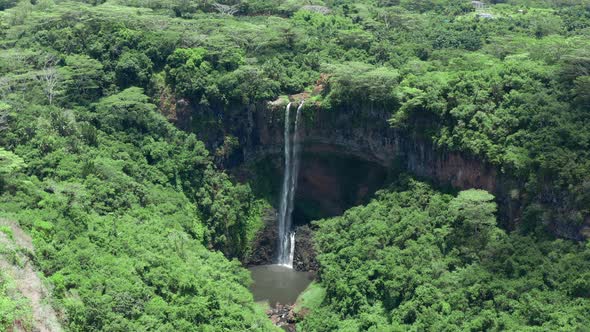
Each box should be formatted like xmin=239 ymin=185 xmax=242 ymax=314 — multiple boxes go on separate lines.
xmin=249 ymin=264 xmax=313 ymax=306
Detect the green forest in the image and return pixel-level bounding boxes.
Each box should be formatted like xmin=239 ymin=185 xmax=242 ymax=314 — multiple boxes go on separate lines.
xmin=0 ymin=0 xmax=589 ymax=330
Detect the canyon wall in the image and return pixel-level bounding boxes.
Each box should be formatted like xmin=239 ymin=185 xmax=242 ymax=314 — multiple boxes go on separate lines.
xmin=171 ymin=98 xmax=587 ymax=240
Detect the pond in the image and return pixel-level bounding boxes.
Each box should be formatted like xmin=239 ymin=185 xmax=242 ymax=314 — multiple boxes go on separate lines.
xmin=249 ymin=264 xmax=314 ymax=307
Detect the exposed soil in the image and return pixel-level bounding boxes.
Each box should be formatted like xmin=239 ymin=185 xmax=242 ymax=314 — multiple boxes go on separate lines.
xmin=0 ymin=219 xmax=62 ymax=332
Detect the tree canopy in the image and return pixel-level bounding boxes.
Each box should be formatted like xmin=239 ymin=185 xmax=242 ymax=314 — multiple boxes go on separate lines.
xmin=302 ymin=178 xmax=590 ymax=331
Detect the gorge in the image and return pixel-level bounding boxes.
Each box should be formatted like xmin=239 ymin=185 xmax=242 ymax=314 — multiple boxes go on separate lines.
xmin=175 ymin=90 xmax=589 ymax=245
xmin=2 ymin=0 xmax=590 ymax=330
xmin=171 ymin=82 xmax=590 ymax=327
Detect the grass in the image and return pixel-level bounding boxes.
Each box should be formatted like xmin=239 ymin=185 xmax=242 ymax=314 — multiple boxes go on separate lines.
xmin=255 ymin=299 xmax=271 ymax=312
xmin=0 ymin=226 xmax=13 ymax=240
xmin=293 ymin=281 xmax=326 ymax=314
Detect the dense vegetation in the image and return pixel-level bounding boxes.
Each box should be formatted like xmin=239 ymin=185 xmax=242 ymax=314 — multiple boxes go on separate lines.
xmin=1 ymin=2 xmax=279 ymax=327
xmin=302 ymin=178 xmax=590 ymax=331
xmin=1 ymin=0 xmax=589 ymax=330
xmin=0 ymin=89 xmax=276 ymax=329
xmin=2 ymin=0 xmax=589 ymax=222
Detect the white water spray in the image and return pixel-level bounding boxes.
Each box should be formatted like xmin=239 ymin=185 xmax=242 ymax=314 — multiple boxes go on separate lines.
xmin=288 ymin=232 xmax=296 ymax=267
xmin=277 ymin=101 xmax=304 ymax=268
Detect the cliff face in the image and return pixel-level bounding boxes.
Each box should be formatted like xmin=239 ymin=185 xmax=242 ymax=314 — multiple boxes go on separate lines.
xmin=172 ymin=98 xmax=586 ymax=240
xmin=247 ymin=101 xmax=500 ymax=189
xmin=239 ymin=101 xmax=519 ymax=222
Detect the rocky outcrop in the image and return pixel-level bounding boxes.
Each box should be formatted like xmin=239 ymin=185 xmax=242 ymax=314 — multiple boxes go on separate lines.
xmin=293 ymin=225 xmax=319 ymax=272
xmin=244 ymin=208 xmax=277 ymax=266
xmin=244 ymin=210 xmax=319 ymax=272
xmin=266 ymin=304 xmax=297 ymax=331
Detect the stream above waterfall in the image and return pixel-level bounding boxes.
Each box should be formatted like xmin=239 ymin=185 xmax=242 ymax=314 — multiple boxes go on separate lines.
xmin=249 ymin=264 xmax=313 ymax=306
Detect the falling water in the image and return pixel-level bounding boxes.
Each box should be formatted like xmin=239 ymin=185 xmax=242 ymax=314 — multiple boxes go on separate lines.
xmin=277 ymin=102 xmax=292 ymax=267
xmin=288 ymin=232 xmax=296 ymax=267
xmin=277 ymin=101 xmax=304 ymax=268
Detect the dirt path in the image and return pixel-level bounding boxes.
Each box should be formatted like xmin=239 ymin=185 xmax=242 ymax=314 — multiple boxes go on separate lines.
xmin=0 ymin=219 xmax=62 ymax=332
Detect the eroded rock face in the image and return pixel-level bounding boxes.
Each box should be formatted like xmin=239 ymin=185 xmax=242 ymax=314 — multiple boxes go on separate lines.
xmin=237 ymin=101 xmax=503 ymax=191
xmin=230 ymin=101 xmax=521 ymax=226
xmin=174 ymin=98 xmax=501 ymax=193
xmin=293 ymin=148 xmax=389 ymax=222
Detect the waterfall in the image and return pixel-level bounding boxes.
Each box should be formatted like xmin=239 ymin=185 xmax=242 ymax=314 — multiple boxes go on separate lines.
xmin=277 ymin=101 xmax=304 ymax=268
xmin=277 ymin=102 xmax=292 ymax=267
xmin=288 ymin=232 xmax=296 ymax=267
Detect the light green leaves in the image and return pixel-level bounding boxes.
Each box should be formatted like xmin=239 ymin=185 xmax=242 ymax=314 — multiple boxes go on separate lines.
xmin=0 ymin=148 xmax=25 ymax=176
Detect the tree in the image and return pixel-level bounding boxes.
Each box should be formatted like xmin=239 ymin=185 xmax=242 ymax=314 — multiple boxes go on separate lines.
xmin=0 ymin=102 xmax=9 ymax=132
xmin=572 ymin=76 xmax=590 ymax=108
xmin=62 ymin=54 xmax=104 ymax=104
xmin=450 ymin=189 xmax=497 ymax=251
xmin=0 ymin=148 xmax=25 ymax=189
xmin=94 ymin=87 xmax=162 ymax=134
xmin=35 ymin=56 xmax=62 ymax=105
xmin=0 ymin=0 xmax=17 ymax=10
xmin=212 ymin=3 xmax=238 ymax=16
xmin=115 ymin=52 xmax=153 ymax=89
xmin=0 ymin=149 xmax=25 ymax=176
